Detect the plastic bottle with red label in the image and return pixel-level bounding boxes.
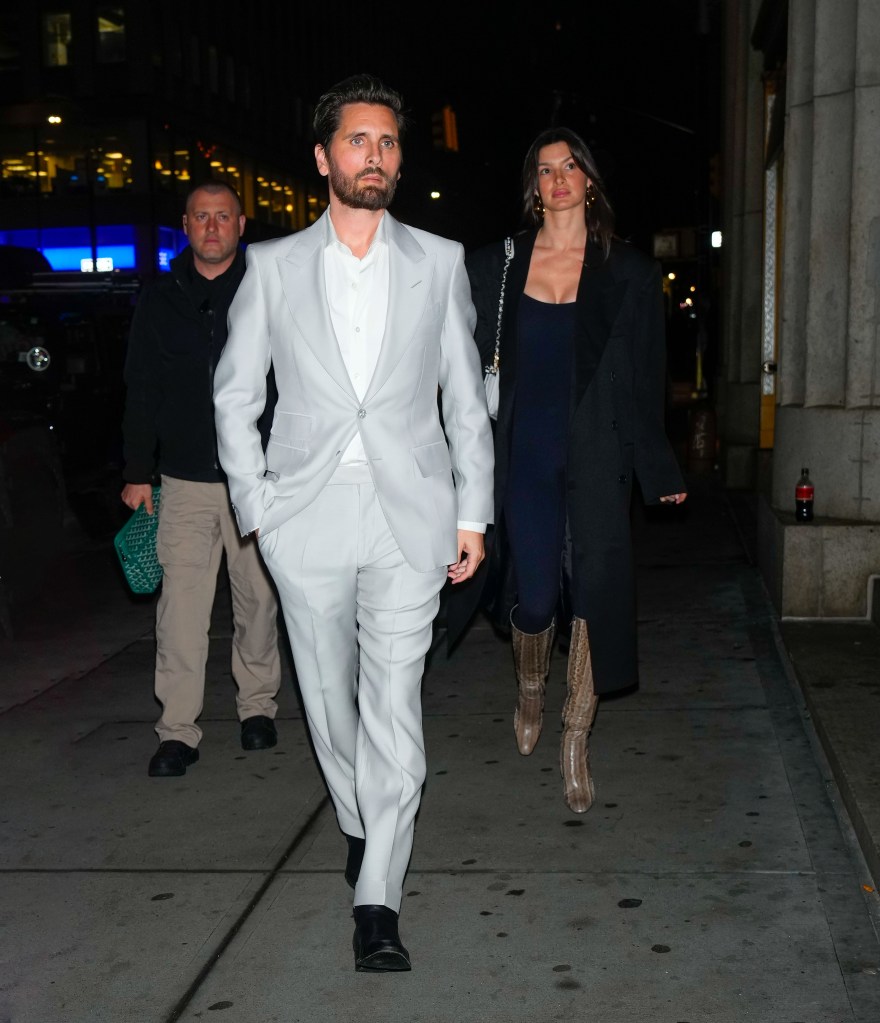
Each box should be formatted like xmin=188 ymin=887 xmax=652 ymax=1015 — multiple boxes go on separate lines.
xmin=795 ymin=467 xmax=814 ymax=523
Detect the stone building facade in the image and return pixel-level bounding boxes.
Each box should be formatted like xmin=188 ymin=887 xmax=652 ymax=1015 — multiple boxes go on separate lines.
xmin=720 ymin=0 xmax=880 ymax=617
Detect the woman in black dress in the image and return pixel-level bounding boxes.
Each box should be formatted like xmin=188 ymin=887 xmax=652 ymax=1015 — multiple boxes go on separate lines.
xmin=462 ymin=127 xmax=686 ymax=813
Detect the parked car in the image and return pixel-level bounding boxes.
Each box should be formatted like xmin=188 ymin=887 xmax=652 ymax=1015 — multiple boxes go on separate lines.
xmin=0 ymin=248 xmax=141 ymax=635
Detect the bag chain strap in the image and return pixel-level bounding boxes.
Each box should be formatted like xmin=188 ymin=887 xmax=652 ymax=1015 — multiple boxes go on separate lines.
xmin=488 ymin=237 xmax=514 ymax=374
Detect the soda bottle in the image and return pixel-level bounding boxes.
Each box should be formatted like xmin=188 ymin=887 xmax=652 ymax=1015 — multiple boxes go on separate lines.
xmin=795 ymin=467 xmax=814 ymax=522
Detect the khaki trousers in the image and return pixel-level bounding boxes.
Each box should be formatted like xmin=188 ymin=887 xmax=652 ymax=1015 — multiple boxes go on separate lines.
xmin=154 ymin=475 xmax=281 ymax=747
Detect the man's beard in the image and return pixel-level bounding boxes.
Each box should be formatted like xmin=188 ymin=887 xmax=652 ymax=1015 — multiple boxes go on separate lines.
xmin=329 ymin=162 xmax=397 ymax=211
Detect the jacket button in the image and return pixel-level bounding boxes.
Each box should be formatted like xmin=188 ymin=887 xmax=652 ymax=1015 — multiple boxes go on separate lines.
xmin=618 ymin=473 xmax=628 ymax=484
xmin=610 ymin=371 xmax=616 ymax=381
xmin=611 ymin=420 xmax=618 ymax=430
xmin=357 ymin=408 xmax=366 ymax=419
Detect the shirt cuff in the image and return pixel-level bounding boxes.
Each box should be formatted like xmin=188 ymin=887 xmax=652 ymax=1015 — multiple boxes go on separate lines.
xmin=457 ymin=520 xmax=487 ymax=533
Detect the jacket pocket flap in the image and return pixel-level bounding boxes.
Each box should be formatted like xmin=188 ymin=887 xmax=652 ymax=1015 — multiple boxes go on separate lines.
xmin=270 ymin=411 xmax=312 ymax=449
xmin=413 ymin=440 xmax=452 ymax=477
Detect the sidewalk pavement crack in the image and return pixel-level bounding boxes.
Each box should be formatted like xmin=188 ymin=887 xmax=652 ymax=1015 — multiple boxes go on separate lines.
xmin=161 ymin=794 xmax=329 ymax=1023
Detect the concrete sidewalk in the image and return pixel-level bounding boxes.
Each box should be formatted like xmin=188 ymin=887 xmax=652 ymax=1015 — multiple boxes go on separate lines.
xmin=1 ymin=475 xmax=879 ymax=1022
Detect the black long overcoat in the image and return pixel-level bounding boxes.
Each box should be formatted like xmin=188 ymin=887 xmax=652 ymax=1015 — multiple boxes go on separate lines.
xmin=448 ymin=230 xmax=685 ymax=694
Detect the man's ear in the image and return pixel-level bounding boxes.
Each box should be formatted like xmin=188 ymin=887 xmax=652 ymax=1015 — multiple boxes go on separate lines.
xmin=315 ymin=144 xmax=329 ymax=178
xmin=182 ymin=214 xmax=189 ymax=236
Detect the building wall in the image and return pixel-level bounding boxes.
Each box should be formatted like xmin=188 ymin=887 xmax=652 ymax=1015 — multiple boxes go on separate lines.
xmin=724 ymin=0 xmax=880 ymax=616
xmin=773 ymin=0 xmax=879 ymax=522
xmin=0 ymin=1 xmax=325 ymax=277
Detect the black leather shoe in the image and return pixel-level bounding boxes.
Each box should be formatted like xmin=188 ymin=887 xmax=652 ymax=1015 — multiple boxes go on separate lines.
xmin=240 ymin=715 xmax=277 ymax=750
xmin=344 ymin=835 xmax=365 ymax=889
xmin=148 ymin=740 xmax=198 ymax=777
xmin=352 ymin=905 xmax=411 ymax=972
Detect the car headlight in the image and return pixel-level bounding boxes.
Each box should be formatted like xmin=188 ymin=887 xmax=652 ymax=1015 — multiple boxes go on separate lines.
xmin=25 ymin=346 xmax=51 ymax=372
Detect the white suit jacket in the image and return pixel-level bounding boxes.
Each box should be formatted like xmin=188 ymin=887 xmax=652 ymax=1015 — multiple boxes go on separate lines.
xmin=213 ymin=211 xmax=494 ymax=573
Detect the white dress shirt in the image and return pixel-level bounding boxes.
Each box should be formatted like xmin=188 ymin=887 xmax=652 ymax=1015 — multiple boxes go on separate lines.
xmin=325 ymin=213 xmax=388 ymax=467
xmin=323 ymin=213 xmax=484 ymax=535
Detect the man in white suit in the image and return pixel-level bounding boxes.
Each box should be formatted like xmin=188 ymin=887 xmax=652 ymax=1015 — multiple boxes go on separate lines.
xmin=213 ymin=75 xmax=493 ymax=971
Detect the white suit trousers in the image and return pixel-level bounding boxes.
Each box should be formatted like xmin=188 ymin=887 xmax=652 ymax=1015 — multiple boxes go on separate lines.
xmin=257 ymin=475 xmax=446 ymax=912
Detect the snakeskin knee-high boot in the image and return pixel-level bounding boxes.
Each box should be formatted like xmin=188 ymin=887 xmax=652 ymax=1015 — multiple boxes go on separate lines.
xmin=560 ymin=616 xmax=599 ymax=812
xmin=510 ymin=612 xmax=556 ymax=755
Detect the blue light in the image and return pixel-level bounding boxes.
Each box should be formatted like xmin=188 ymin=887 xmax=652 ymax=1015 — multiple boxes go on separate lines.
xmin=96 ymin=245 xmax=136 ymax=269
xmin=42 ymin=247 xmax=94 ymax=270
xmin=42 ymin=244 xmax=136 ymax=271
xmin=157 ymin=225 xmax=188 ymax=271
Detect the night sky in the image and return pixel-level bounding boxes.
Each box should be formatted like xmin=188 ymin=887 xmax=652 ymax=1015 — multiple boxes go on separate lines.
xmin=302 ymin=1 xmax=723 ymax=255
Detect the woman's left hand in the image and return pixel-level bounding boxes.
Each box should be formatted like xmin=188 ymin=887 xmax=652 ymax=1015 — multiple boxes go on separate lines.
xmin=659 ymin=493 xmax=687 ymax=505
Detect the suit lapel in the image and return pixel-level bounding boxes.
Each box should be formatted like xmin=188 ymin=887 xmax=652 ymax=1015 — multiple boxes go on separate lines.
xmin=275 ymin=213 xmax=357 ymax=399
xmin=363 ymin=214 xmax=432 ymax=402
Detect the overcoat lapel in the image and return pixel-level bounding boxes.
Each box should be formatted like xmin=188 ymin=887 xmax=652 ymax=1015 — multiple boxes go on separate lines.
xmin=275 ymin=216 xmax=357 ymax=400
xmin=498 ymin=232 xmax=626 ymax=412
xmin=364 ymin=215 xmax=433 ymax=402
xmin=572 ymin=240 xmax=627 ymax=407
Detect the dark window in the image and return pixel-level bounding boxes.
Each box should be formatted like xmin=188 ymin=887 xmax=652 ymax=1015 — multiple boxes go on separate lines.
xmin=208 ymin=45 xmax=218 ymax=93
xmin=169 ymin=30 xmax=182 ymax=77
xmin=0 ymin=14 xmax=20 ymax=72
xmin=242 ymin=65 xmax=251 ymax=109
xmin=225 ymin=55 xmax=235 ymax=102
xmin=190 ymin=35 xmax=200 ymax=85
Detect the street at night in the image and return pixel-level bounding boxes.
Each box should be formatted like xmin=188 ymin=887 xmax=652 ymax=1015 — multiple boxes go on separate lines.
xmin=1 ymin=2 xmax=879 ymax=1020
xmin=0 ymin=474 xmax=879 ymax=1020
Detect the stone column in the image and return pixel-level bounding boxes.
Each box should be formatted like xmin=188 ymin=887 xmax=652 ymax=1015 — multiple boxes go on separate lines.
xmin=718 ymin=0 xmax=766 ymax=487
xmin=761 ymin=0 xmax=880 ymax=617
xmin=847 ymin=2 xmax=880 ymax=412
xmin=777 ymin=0 xmax=815 ymax=406
xmin=803 ymin=0 xmax=856 ymax=407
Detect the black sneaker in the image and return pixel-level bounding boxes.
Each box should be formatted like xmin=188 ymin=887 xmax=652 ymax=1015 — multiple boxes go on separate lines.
xmin=148 ymin=740 xmax=199 ymax=777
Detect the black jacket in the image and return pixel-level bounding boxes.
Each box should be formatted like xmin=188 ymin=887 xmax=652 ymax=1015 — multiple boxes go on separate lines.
xmin=122 ymin=246 xmax=246 ymax=484
xmin=449 ymin=230 xmax=685 ymax=694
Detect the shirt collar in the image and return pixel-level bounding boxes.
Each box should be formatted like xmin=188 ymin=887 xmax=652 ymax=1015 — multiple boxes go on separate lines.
xmin=325 ymin=210 xmax=387 ymax=261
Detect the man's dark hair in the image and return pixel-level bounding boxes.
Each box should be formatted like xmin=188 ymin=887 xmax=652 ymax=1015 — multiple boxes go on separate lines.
xmin=184 ymin=179 xmax=243 ymax=216
xmin=521 ymin=127 xmax=615 ymax=259
xmin=313 ymin=74 xmax=406 ymax=151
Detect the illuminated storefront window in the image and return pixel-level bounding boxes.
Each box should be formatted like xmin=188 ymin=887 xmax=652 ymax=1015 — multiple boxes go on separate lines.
xmin=151 ymin=120 xmax=192 ymax=193
xmin=255 ymin=173 xmax=303 ymax=229
xmin=0 ymin=226 xmax=136 ymax=271
xmin=174 ymin=149 xmax=191 ymax=183
xmin=0 ymin=113 xmax=316 ymax=260
xmin=43 ymin=12 xmax=72 ymax=67
xmin=92 ymin=148 xmax=133 ymax=190
xmin=0 ymin=121 xmax=134 ymax=196
xmin=206 ymin=147 xmax=242 ymax=198
xmin=1 ymin=144 xmax=39 ymax=196
xmin=153 ymin=149 xmax=191 ymax=191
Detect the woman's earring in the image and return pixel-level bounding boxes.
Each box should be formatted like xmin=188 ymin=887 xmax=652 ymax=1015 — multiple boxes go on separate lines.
xmin=533 ymin=193 xmax=545 ymax=217
xmin=585 ymin=184 xmax=596 ymax=209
